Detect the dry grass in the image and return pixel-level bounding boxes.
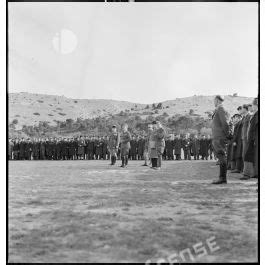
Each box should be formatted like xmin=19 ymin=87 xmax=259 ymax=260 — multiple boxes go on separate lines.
xmin=8 ymin=160 xmax=258 ymax=263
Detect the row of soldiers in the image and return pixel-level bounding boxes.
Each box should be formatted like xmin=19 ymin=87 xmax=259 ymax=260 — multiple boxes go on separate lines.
xmin=8 ymin=134 xmax=214 ymax=161
xmin=226 ymin=100 xmax=259 ymax=180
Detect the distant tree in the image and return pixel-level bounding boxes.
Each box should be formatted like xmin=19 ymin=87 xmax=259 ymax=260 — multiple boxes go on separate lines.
xmin=145 ymin=105 xmax=149 ymax=109
xmin=189 ymin=109 xmax=194 ymax=115
xmin=233 ymin=93 xmax=238 ymax=97
xmin=12 ymin=119 xmax=18 ymax=125
xmin=152 ymin=103 xmax=156 ymax=109
xmin=156 ymin=102 xmax=163 ymax=109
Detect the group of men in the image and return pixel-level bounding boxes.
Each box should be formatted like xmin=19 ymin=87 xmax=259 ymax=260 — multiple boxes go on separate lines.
xmin=226 ymin=99 xmax=259 ymax=180
xmin=8 ymin=133 xmax=214 ymax=162
xmin=8 ymin=95 xmax=259 ymax=184
xmin=211 ymin=95 xmax=259 ymax=184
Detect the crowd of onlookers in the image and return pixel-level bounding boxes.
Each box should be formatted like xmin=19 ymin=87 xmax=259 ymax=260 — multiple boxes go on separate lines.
xmin=8 ymin=134 xmax=215 ymax=161
xmin=226 ymin=100 xmax=259 ymax=180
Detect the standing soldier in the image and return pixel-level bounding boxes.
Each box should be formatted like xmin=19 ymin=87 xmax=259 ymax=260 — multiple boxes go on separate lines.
xmin=8 ymin=138 xmax=14 ymax=160
xmin=25 ymin=138 xmax=33 ymax=160
xmin=165 ymin=134 xmax=174 ymax=160
xmin=13 ymin=138 xmax=20 ymax=160
xmin=244 ymin=98 xmax=259 ymax=180
xmin=40 ymin=138 xmax=46 ymax=160
xmin=61 ymin=138 xmax=68 ymax=160
xmin=211 ymin=95 xmax=230 ymax=184
xmin=174 ymin=134 xmax=182 ymax=160
xmin=207 ymin=135 xmax=214 ymax=160
xmin=130 ymin=136 xmax=137 ymax=160
xmin=108 ymin=125 xmax=120 ymax=165
xmin=142 ymin=124 xmax=153 ymax=166
xmin=84 ymin=136 xmax=89 ymax=160
xmin=19 ymin=138 xmax=26 ymax=160
xmin=200 ymin=135 xmax=208 ymax=160
xmin=182 ymin=134 xmax=191 ymax=160
xmin=137 ymin=135 xmax=145 ymax=160
xmin=120 ymin=124 xmax=131 ymax=168
xmin=191 ymin=134 xmax=200 ymax=160
xmin=94 ymin=136 xmax=101 ymax=160
xmin=231 ymin=106 xmax=244 ymax=173
xmin=240 ymin=104 xmax=254 ymax=180
xmin=153 ymin=121 xmax=166 ymax=169
xmin=68 ymin=137 xmax=75 ymax=160
xmin=102 ymin=136 xmax=108 ymax=160
xmin=32 ymin=138 xmax=40 ymax=160
xmin=88 ymin=136 xmax=94 ymax=160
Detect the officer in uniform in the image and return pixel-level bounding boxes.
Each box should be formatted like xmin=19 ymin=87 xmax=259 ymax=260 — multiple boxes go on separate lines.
xmin=108 ymin=125 xmax=120 ymax=165
xmin=153 ymin=121 xmax=166 ymax=169
xmin=211 ymin=95 xmax=230 ymax=184
xmin=142 ymin=124 xmax=153 ymax=166
xmin=120 ymin=123 xmax=131 ymax=167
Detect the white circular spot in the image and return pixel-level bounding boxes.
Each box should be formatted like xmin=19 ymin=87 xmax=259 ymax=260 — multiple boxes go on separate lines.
xmin=52 ymin=29 xmax=78 ymax=54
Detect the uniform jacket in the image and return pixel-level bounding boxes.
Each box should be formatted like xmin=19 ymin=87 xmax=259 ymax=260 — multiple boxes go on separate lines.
xmin=120 ymin=131 xmax=132 ymax=150
xmin=211 ymin=104 xmax=229 ymax=140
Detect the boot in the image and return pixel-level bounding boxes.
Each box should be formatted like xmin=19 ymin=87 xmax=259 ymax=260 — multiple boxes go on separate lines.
xmin=212 ymin=162 xmax=227 ymax=184
xmin=120 ymin=156 xmax=125 ymax=167
xmin=125 ymin=156 xmax=128 ymax=166
xmin=113 ymin=156 xmax=116 ymax=165
xmin=110 ymin=156 xmax=114 ymax=165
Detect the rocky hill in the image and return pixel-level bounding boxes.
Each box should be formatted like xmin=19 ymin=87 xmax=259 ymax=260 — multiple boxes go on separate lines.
xmin=8 ymin=92 xmax=254 ymax=129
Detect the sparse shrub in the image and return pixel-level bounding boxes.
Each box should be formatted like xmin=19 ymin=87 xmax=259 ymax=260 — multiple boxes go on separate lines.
xmin=74 ymin=100 xmax=78 ymax=103
xmin=56 ymin=107 xmax=63 ymax=110
xmin=48 ymin=114 xmax=54 ymax=116
xmin=189 ymin=109 xmax=194 ymax=115
xmin=37 ymin=100 xmax=44 ymax=103
xmin=12 ymin=119 xmax=18 ymax=125
xmin=15 ymin=114 xmax=20 ymax=117
xmin=58 ymin=112 xmax=66 ymax=116
xmin=33 ymin=112 xmax=40 ymax=116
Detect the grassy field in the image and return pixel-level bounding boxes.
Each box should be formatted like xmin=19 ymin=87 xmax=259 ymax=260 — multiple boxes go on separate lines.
xmin=8 ymin=160 xmax=258 ymax=263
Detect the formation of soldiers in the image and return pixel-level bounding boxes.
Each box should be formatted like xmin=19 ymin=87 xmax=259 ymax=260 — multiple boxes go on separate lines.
xmin=8 ymin=95 xmax=259 ymax=184
xmin=8 ymin=133 xmax=215 ymax=162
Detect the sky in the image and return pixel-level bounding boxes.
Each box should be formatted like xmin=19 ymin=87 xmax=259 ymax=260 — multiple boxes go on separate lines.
xmin=9 ymin=2 xmax=258 ymax=104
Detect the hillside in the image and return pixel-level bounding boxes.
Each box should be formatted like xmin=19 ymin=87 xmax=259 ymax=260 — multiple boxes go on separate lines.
xmin=8 ymin=92 xmax=254 ymax=128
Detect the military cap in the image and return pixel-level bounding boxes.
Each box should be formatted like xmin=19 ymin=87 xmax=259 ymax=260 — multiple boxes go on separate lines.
xmin=152 ymin=121 xmax=157 ymax=124
xmin=237 ymin=106 xmax=242 ymax=111
xmin=215 ymin=95 xmax=224 ymax=102
xmin=112 ymin=125 xmax=116 ymax=128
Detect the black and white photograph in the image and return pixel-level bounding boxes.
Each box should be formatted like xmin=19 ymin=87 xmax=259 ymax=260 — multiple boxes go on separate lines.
xmin=6 ymin=0 xmax=260 ymax=263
